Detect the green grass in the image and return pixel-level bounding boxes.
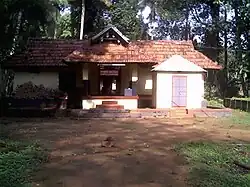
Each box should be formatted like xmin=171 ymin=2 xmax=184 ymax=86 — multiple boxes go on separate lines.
xmin=177 ymin=141 xmax=250 ymax=187
xmin=0 ymin=140 xmax=47 ymax=187
xmin=223 ymin=110 xmax=250 ymax=129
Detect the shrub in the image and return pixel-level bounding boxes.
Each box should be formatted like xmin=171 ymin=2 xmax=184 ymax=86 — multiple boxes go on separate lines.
xmin=207 ymin=98 xmax=225 ymax=108
xmin=204 ymin=83 xmax=225 ymax=108
xmin=12 ymin=82 xmax=64 ymax=99
xmin=204 ymin=83 xmax=220 ymax=101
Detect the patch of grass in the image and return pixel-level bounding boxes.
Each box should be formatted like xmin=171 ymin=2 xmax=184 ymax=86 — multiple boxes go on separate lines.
xmin=0 ymin=139 xmax=47 ymax=187
xmin=176 ymin=141 xmax=250 ymax=187
xmin=225 ymin=110 xmax=250 ymax=129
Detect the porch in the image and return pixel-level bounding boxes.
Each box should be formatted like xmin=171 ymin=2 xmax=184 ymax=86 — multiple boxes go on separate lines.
xmin=66 ymin=57 xmax=206 ymax=110
xmin=66 ymin=63 xmax=154 ymax=109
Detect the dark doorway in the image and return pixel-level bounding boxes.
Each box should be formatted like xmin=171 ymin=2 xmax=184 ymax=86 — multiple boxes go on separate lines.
xmin=59 ymin=71 xmax=81 ymax=108
xmin=99 ymin=65 xmax=121 ymax=95
xmin=59 ymin=71 xmax=76 ymax=92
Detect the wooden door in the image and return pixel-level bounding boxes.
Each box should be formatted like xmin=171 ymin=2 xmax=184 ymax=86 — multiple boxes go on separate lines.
xmin=172 ymin=76 xmax=187 ymax=107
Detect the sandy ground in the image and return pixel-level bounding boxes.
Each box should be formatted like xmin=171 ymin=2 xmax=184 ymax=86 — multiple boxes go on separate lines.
xmin=1 ymin=117 xmax=250 ymax=187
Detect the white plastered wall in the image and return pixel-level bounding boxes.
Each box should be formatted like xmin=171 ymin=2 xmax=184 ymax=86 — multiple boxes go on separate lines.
xmin=88 ymin=64 xmax=99 ymax=95
xmin=13 ymin=72 xmax=59 ymax=89
xmin=120 ymin=65 xmax=131 ymax=94
xmin=154 ymin=72 xmax=204 ymax=109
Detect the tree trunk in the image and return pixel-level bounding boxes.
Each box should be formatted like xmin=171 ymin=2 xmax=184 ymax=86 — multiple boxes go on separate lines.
xmin=245 ymin=31 xmax=250 ymax=96
xmin=80 ymin=0 xmax=85 ymax=40
xmin=184 ymin=3 xmax=189 ymax=41
xmin=223 ymin=4 xmax=228 ymax=97
xmin=204 ymin=1 xmax=220 ymax=62
xmin=233 ymin=2 xmax=248 ymax=96
xmin=12 ymin=11 xmax=23 ymax=52
xmin=70 ymin=1 xmax=80 ymax=38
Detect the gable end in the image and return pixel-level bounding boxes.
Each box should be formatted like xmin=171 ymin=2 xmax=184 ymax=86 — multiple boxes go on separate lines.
xmin=91 ymin=25 xmax=130 ymax=45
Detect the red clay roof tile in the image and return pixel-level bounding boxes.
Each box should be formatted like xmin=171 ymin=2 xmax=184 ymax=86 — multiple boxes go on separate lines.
xmin=5 ymin=38 xmax=222 ymax=69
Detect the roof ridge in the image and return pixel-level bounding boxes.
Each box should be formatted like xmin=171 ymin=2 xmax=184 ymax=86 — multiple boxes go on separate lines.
xmin=27 ymin=38 xmax=194 ymax=47
xmin=132 ymin=40 xmax=194 ymax=45
xmin=28 ymin=37 xmax=88 ymax=42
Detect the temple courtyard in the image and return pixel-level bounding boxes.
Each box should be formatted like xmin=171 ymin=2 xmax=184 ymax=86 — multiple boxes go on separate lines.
xmin=1 ymin=111 xmax=250 ymax=187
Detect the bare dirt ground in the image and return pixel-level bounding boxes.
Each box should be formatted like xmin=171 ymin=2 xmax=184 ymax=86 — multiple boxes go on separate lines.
xmin=1 ymin=117 xmax=250 ymax=187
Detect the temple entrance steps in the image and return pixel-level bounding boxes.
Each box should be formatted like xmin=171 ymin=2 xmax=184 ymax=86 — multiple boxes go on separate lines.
xmin=96 ymin=100 xmax=125 ymax=110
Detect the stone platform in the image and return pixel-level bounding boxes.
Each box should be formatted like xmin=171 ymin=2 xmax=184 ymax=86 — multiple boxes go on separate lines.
xmin=68 ymin=108 xmax=232 ymax=119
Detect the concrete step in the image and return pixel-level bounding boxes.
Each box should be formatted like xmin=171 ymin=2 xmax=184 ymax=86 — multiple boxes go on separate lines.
xmin=96 ymin=104 xmax=124 ymax=110
xmin=169 ymin=109 xmax=194 ymax=118
xmin=102 ymin=101 xmax=118 ymax=105
xmin=88 ymin=109 xmax=130 ymax=113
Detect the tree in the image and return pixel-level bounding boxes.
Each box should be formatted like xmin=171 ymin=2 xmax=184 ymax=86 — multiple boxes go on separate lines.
xmin=57 ymin=12 xmax=72 ymax=38
xmin=108 ymin=0 xmax=142 ymax=40
xmin=0 ymin=0 xmax=62 ymax=97
xmin=69 ymin=0 xmax=110 ymax=38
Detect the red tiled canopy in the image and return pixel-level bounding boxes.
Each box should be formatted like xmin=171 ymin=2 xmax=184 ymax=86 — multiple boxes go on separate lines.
xmin=4 ymin=38 xmax=222 ymax=70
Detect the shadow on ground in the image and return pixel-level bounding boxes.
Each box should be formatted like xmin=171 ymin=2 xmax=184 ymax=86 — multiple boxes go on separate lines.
xmin=0 ymin=117 xmax=243 ymax=187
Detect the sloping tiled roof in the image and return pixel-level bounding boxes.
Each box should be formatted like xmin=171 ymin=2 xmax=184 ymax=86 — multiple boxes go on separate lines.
xmin=4 ymin=38 xmax=86 ymax=67
xmin=65 ymin=40 xmax=221 ymax=69
xmin=4 ymin=38 xmax=222 ymax=69
xmin=152 ymin=55 xmax=207 ymax=72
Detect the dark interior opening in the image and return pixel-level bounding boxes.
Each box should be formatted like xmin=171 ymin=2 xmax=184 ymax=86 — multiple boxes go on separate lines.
xmin=59 ymin=71 xmax=82 ymax=109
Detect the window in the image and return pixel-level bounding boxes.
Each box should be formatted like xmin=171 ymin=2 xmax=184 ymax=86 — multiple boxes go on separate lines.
xmin=145 ymin=79 xmax=152 ymax=90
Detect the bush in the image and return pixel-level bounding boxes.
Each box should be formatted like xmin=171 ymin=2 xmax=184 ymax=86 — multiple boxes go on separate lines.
xmin=207 ymin=98 xmax=225 ymax=108
xmin=204 ymin=83 xmax=219 ymax=101
xmin=204 ymin=83 xmax=225 ymax=108
xmin=12 ymin=82 xmax=64 ymax=99
xmin=0 ymin=140 xmax=47 ymax=187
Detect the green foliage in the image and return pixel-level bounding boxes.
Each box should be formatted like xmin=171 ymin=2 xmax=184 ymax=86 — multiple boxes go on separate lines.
xmin=69 ymin=0 xmax=110 ymax=37
xmin=108 ymin=0 xmax=142 ymax=40
xmin=56 ymin=12 xmax=72 ymax=38
xmin=0 ymin=140 xmax=47 ymax=187
xmin=204 ymin=82 xmax=225 ymax=108
xmin=204 ymin=82 xmax=219 ymax=100
xmin=207 ymin=99 xmax=224 ymax=108
xmin=177 ymin=141 xmax=250 ymax=187
xmin=0 ymin=0 xmax=66 ymax=97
